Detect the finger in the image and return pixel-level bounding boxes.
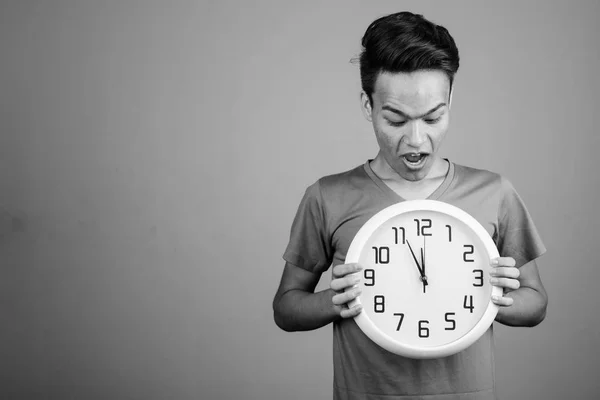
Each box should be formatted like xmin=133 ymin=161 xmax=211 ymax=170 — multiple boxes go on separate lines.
xmin=332 ymin=263 xmax=362 ymax=279
xmin=490 ymin=266 xmax=520 ymax=279
xmin=490 ymin=277 xmax=520 ymax=290
xmin=340 ymin=304 xmax=363 ymax=318
xmin=492 ymin=295 xmax=514 ymax=307
xmin=330 ymin=273 xmax=360 ymax=292
xmin=332 ymin=287 xmax=362 ymax=306
xmin=491 ymin=257 xmax=516 ymax=267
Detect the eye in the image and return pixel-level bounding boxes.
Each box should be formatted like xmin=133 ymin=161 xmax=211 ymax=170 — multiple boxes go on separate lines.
xmin=387 ymin=120 xmax=407 ymax=127
xmin=424 ymin=116 xmax=442 ymax=124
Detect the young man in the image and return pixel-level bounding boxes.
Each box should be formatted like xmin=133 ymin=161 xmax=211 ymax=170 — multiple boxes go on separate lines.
xmin=273 ymin=11 xmax=547 ymax=400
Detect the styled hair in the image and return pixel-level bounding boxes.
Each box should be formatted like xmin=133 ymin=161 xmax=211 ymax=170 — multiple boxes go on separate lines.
xmin=359 ymin=11 xmax=460 ymax=103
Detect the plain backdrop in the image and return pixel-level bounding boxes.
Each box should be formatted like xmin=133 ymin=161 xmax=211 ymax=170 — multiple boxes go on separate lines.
xmin=1 ymin=1 xmax=599 ymax=399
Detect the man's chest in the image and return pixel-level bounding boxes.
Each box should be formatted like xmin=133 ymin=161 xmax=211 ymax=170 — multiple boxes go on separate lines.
xmin=381 ymin=176 xmax=446 ymax=201
xmin=328 ymin=196 xmax=500 ymax=268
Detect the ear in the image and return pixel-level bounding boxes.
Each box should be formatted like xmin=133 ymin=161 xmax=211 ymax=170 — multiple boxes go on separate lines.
xmin=360 ymin=91 xmax=373 ymax=122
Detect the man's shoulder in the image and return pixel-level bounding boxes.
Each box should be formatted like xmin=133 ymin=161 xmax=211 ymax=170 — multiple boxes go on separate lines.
xmin=298 ymin=162 xmax=377 ymax=211
xmin=314 ymin=162 xmax=371 ymax=192
xmin=453 ymin=162 xmax=507 ymax=187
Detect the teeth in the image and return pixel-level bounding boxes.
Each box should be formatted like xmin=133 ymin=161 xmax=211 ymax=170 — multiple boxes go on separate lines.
xmin=403 ymin=153 xmax=426 ymax=164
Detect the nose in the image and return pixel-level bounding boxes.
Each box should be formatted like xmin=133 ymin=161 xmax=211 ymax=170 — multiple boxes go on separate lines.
xmin=404 ymin=121 xmax=427 ymax=148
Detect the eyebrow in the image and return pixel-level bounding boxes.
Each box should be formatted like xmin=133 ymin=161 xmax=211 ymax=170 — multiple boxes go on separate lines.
xmin=382 ymin=103 xmax=447 ymax=119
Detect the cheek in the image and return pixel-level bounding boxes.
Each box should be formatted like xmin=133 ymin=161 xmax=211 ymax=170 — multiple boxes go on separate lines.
xmin=430 ymin=121 xmax=449 ymax=145
xmin=375 ymin=126 xmax=401 ymax=149
xmin=430 ymin=133 xmax=447 ymax=151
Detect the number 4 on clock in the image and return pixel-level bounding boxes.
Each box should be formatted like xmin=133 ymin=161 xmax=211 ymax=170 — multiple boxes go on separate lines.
xmin=463 ymin=295 xmax=474 ymax=313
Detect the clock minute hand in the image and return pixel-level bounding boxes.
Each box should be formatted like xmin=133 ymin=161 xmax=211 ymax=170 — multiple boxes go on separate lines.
xmin=406 ymin=240 xmax=425 ymax=281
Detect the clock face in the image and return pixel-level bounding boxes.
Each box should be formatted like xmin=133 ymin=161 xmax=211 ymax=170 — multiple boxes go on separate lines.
xmin=346 ymin=200 xmax=501 ymax=359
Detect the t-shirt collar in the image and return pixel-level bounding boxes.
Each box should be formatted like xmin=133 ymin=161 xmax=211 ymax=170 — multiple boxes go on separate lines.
xmin=363 ymin=159 xmax=455 ymax=202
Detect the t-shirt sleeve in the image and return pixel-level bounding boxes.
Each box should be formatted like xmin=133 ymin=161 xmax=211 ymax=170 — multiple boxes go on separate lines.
xmin=282 ymin=181 xmax=333 ymax=274
xmin=497 ymin=177 xmax=547 ymax=268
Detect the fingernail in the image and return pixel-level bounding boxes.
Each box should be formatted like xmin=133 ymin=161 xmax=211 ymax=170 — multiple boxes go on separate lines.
xmin=490 ymin=278 xmax=499 ymax=285
xmin=491 ymin=259 xmax=499 ymax=266
xmin=492 ymin=295 xmax=499 ymax=301
xmin=353 ymin=275 xmax=361 ymax=284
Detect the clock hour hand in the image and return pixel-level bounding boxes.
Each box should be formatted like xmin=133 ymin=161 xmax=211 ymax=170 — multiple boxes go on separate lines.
xmin=406 ymin=240 xmax=428 ymax=288
xmin=421 ymin=236 xmax=427 ymax=281
xmin=420 ymin=247 xmax=428 ymax=290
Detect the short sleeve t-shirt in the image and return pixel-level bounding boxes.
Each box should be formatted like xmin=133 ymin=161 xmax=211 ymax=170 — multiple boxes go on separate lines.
xmin=283 ymin=160 xmax=546 ymax=400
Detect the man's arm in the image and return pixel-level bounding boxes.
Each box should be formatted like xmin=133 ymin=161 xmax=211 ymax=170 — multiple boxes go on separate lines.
xmin=273 ymin=262 xmax=362 ymax=332
xmin=493 ymin=258 xmax=548 ymax=327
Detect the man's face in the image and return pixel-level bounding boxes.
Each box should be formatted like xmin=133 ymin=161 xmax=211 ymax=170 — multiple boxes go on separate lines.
xmin=362 ymin=69 xmax=452 ymax=182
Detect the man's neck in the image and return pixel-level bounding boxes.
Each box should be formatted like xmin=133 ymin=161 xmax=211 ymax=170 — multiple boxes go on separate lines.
xmin=370 ymin=153 xmax=449 ymax=200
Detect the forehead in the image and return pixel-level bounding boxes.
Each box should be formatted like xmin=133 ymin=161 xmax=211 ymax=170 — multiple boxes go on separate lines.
xmin=373 ymin=70 xmax=450 ymax=109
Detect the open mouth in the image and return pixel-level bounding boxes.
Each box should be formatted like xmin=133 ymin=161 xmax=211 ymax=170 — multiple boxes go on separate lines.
xmin=402 ymin=152 xmax=429 ymax=168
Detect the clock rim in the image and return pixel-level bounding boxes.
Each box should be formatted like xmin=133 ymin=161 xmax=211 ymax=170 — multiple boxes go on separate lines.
xmin=345 ymin=199 xmax=502 ymax=359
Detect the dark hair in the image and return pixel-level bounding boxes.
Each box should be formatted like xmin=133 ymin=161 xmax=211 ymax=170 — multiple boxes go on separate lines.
xmin=359 ymin=12 xmax=459 ymax=103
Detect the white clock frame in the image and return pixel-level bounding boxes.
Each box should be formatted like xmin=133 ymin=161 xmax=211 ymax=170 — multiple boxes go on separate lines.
xmin=345 ymin=199 xmax=502 ymax=359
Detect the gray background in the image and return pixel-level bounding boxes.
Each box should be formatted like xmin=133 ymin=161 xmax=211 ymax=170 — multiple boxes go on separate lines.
xmin=1 ymin=1 xmax=598 ymax=399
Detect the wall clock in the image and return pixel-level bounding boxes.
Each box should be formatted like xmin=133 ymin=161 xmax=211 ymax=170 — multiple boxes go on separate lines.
xmin=345 ymin=200 xmax=502 ymax=359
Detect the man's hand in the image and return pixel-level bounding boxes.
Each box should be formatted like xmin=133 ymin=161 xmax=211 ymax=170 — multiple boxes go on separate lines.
xmin=490 ymin=256 xmax=520 ymax=307
xmin=330 ymin=263 xmax=364 ymax=318
xmin=492 ymin=257 xmax=547 ymax=327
